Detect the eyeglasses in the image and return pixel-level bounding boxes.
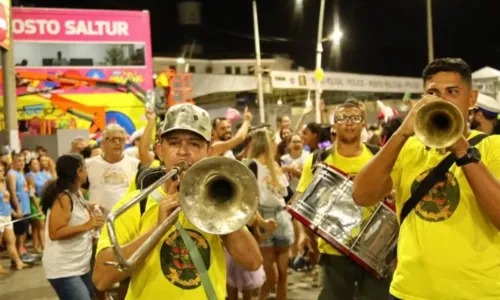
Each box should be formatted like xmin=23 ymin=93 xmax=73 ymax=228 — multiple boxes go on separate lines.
xmin=335 ymin=115 xmax=364 ymax=124
xmin=105 ymin=137 xmax=126 ymax=144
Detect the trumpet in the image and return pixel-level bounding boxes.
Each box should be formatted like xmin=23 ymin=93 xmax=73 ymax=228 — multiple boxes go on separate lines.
xmin=105 ymin=156 xmax=260 ymax=271
xmin=414 ymin=100 xmax=464 ymax=149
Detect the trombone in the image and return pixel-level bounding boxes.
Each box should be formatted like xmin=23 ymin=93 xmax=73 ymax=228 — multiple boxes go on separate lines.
xmin=105 ymin=156 xmax=260 ymax=271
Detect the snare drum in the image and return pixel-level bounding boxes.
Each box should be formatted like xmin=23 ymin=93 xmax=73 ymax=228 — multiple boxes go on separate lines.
xmin=287 ymin=163 xmax=399 ymax=278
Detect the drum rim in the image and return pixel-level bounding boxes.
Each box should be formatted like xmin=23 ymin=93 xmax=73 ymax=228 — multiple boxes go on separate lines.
xmin=286 ymin=205 xmax=397 ymax=279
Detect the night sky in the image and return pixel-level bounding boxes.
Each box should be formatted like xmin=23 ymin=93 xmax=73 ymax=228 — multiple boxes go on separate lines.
xmin=31 ymin=0 xmax=500 ymax=77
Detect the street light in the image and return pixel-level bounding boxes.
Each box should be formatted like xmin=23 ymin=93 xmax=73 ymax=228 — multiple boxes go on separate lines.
xmin=426 ymin=0 xmax=434 ymax=63
xmin=252 ymin=0 xmax=266 ymax=123
xmin=331 ymin=30 xmax=343 ymax=44
xmin=314 ymin=0 xmax=326 ymax=123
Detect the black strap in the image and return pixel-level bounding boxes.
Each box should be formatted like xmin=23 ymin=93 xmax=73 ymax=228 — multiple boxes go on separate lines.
xmin=61 ymin=191 xmax=74 ymax=212
xmin=400 ymin=134 xmax=489 ymax=225
xmin=136 ymin=165 xmax=165 ymax=216
xmin=248 ymin=160 xmax=258 ymax=178
xmin=364 ymin=143 xmax=380 ymax=156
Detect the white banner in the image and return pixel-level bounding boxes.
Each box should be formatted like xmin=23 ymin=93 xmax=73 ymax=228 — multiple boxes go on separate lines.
xmin=270 ymin=71 xmax=423 ymax=94
xmin=269 ymin=71 xmax=309 ymax=90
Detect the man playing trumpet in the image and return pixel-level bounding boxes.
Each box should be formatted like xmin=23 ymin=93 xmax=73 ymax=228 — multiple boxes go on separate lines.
xmin=353 ymin=58 xmax=500 ymax=300
xmin=93 ymin=103 xmax=262 ymax=299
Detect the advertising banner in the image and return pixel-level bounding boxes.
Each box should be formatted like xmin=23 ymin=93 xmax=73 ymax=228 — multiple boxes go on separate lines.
xmin=11 ymin=7 xmax=149 ymax=42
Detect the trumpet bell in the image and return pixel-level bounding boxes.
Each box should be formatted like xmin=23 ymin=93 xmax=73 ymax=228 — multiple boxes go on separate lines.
xmin=414 ymin=100 xmax=464 ymax=149
xmin=180 ymin=156 xmax=259 ymax=235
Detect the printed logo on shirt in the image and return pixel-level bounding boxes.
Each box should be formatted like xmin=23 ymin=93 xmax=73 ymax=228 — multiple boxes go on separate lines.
xmin=101 ymin=168 xmax=128 ymax=185
xmin=160 ymin=229 xmax=211 ymax=290
xmin=410 ymin=169 xmax=460 ymax=222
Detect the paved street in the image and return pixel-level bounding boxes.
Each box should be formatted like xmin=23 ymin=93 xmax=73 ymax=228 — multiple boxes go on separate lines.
xmin=0 ymin=249 xmax=320 ymax=300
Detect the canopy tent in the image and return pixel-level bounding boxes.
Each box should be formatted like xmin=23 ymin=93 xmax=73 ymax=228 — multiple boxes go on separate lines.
xmin=472 ymin=66 xmax=500 ymax=80
xmin=472 ymin=66 xmax=500 ymax=101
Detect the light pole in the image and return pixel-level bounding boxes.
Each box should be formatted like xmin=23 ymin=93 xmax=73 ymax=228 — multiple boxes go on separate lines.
xmin=252 ymin=0 xmax=265 ymax=124
xmin=1 ymin=0 xmax=18 ymax=152
xmin=426 ymin=0 xmax=434 ymax=63
xmin=314 ymin=0 xmax=326 ymax=123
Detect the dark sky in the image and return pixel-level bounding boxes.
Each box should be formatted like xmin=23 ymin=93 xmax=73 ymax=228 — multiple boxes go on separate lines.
xmin=30 ymin=0 xmax=500 ymax=77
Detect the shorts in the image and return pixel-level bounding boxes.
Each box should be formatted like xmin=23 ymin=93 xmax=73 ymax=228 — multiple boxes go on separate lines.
xmin=30 ymin=197 xmax=46 ymax=221
xmin=13 ymin=214 xmax=30 ymax=236
xmin=0 ymin=215 xmax=13 ymax=233
xmin=258 ymin=205 xmax=294 ymax=248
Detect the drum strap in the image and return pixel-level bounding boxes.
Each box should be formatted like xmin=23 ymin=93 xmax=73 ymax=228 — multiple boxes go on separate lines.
xmin=176 ymin=223 xmax=218 ymax=300
xmin=400 ymin=134 xmax=489 ymax=225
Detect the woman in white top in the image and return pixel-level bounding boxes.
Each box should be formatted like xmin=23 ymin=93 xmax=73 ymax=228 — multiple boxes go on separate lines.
xmin=247 ymin=128 xmax=293 ymax=300
xmin=41 ymin=154 xmax=104 ymax=300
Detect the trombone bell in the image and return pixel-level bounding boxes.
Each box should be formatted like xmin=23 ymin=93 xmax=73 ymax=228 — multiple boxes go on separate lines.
xmin=414 ymin=100 xmax=464 ymax=149
xmin=180 ymin=156 xmax=260 ymax=235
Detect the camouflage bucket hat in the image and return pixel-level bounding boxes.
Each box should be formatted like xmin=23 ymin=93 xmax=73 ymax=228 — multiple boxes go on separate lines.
xmin=160 ymin=103 xmax=212 ymax=142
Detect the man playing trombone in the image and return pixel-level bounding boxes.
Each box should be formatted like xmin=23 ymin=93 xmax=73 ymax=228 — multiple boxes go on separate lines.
xmin=92 ymin=103 xmax=262 ymax=300
xmin=353 ymin=58 xmax=500 ymax=300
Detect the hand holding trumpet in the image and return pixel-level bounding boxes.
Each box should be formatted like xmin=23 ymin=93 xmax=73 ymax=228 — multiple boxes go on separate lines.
xmin=396 ymin=94 xmax=468 ymax=153
xmin=396 ymin=94 xmax=442 ymax=138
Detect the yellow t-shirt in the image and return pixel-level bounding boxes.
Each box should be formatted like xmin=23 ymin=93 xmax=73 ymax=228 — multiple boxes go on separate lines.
xmin=296 ymin=145 xmax=377 ymax=255
xmin=126 ymin=159 xmax=161 ymax=193
xmin=96 ymin=187 xmax=226 ymax=300
xmin=389 ymin=130 xmax=500 ymax=300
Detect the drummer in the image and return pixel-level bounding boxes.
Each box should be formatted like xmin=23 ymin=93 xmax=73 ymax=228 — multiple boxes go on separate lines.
xmin=294 ymin=101 xmax=391 ymax=300
xmin=353 ymin=58 xmax=500 ymax=300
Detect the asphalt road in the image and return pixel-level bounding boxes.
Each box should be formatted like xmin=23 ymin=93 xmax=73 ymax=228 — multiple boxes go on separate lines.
xmin=0 ymin=249 xmax=320 ymax=300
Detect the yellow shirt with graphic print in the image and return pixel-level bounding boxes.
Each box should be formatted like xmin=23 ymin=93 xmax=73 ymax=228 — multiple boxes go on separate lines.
xmin=96 ymin=186 xmax=226 ymax=300
xmin=126 ymin=159 xmax=161 ymax=193
xmin=296 ymin=144 xmax=377 ymax=255
xmin=389 ymin=130 xmax=500 ymax=300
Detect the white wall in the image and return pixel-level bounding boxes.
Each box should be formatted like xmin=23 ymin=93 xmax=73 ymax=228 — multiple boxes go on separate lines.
xmin=13 ymin=42 xmax=143 ymax=67
xmin=153 ymin=56 xmax=294 ymax=75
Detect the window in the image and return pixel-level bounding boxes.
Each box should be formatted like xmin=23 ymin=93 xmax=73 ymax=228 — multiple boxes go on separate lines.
xmin=13 ymin=41 xmax=146 ymax=67
xmin=189 ymin=65 xmax=196 ymax=73
xmin=248 ymin=66 xmax=255 ymax=75
xmin=225 ymin=66 xmax=232 ymax=74
xmin=206 ymin=66 xmax=213 ymax=73
xmin=235 ymin=67 xmax=241 ymax=75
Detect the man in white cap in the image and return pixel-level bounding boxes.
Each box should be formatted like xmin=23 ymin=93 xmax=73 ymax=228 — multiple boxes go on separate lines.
xmin=469 ymin=93 xmax=500 ymax=134
xmin=93 ymin=103 xmax=262 ymax=300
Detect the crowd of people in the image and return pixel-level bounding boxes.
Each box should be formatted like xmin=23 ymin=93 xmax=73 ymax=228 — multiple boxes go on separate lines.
xmin=0 ymin=57 xmax=499 ymax=300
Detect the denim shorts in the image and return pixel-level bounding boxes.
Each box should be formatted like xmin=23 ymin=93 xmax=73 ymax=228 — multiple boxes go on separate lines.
xmin=258 ymin=205 xmax=294 ymax=248
xmin=48 ymin=272 xmax=94 ymax=300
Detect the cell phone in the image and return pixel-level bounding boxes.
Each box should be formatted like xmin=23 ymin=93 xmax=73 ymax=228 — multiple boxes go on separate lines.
xmin=145 ymin=90 xmax=156 ymax=110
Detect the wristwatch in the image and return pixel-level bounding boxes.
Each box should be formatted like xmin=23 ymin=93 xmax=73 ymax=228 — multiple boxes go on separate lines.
xmin=456 ymin=147 xmax=481 ymax=166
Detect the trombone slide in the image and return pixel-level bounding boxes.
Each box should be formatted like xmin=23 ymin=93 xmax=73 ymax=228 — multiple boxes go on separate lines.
xmin=105 ymin=162 xmax=187 ymax=271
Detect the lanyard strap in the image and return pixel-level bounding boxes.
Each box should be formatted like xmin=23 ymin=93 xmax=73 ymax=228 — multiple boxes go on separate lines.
xmin=175 ymin=223 xmax=218 ymax=300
